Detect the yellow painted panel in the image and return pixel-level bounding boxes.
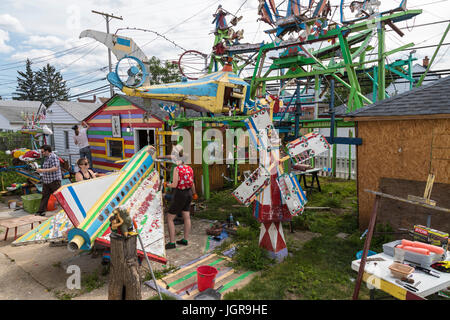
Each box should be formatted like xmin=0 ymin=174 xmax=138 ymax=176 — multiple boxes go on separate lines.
xmin=104 ymin=105 xmax=139 ymax=111
xmin=362 ymin=272 xmax=406 ymax=300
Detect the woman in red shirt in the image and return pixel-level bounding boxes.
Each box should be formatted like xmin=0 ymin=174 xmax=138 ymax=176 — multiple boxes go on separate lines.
xmin=164 ymin=146 xmax=198 ymax=249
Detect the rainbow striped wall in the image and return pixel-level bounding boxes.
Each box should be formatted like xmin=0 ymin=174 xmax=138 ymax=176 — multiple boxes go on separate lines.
xmin=85 ymin=95 xmax=163 ymax=172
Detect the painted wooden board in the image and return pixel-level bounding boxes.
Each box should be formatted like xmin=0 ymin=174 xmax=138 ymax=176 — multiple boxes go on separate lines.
xmin=67 ymin=146 xmax=156 ymax=251
xmin=244 ymin=109 xmax=280 ymax=152
xmin=145 ymin=252 xmax=257 ymax=300
xmin=276 ymin=172 xmax=307 ymax=216
xmin=12 ymin=210 xmax=73 ymax=246
xmin=232 ymin=166 xmax=270 ymax=206
xmin=286 ymin=132 xmax=330 ymax=164
xmin=54 ymin=173 xmax=120 ymax=227
xmin=96 ymin=170 xmax=166 ymax=260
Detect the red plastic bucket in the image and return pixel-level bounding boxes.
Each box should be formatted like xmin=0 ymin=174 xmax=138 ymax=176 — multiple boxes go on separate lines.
xmin=47 ymin=194 xmax=57 ymax=211
xmin=197 ymin=265 xmax=218 ymax=292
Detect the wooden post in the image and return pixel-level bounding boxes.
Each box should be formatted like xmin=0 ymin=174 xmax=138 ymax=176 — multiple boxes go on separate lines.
xmin=108 ymin=234 xmax=142 ymax=300
xmin=352 ymin=194 xmax=380 ymax=300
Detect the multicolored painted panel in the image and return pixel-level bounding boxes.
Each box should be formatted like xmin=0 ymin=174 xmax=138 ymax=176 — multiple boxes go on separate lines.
xmin=85 ymin=96 xmax=163 ymax=172
xmin=12 ymin=210 xmax=73 ymax=245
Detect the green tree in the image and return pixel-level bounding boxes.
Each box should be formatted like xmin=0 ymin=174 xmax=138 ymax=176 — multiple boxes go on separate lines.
xmin=148 ymin=56 xmax=181 ymax=85
xmin=13 ymin=59 xmax=38 ymax=101
xmin=35 ymin=63 xmax=70 ymax=107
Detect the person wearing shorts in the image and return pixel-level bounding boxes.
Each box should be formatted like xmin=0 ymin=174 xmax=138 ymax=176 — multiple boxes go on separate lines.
xmin=164 ymin=146 xmax=198 ymax=250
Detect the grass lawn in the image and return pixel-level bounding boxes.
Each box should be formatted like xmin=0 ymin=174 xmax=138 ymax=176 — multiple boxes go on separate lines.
xmin=193 ymin=176 xmax=395 ymax=300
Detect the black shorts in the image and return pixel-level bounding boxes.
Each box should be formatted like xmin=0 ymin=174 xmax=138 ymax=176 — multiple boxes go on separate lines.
xmin=168 ymin=188 xmax=192 ymax=215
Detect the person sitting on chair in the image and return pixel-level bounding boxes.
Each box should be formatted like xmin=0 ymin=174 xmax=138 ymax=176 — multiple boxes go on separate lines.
xmin=75 ymin=158 xmax=102 ymax=181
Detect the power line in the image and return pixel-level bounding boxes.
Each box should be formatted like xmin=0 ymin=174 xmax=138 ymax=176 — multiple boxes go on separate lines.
xmin=68 ymin=84 xmax=110 ymax=99
xmin=91 ymin=10 xmax=123 ymax=98
xmin=0 ymin=41 xmax=96 ymax=71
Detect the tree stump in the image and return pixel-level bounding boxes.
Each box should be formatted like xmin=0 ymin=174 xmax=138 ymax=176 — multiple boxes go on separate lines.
xmin=108 ymin=234 xmax=142 ymax=300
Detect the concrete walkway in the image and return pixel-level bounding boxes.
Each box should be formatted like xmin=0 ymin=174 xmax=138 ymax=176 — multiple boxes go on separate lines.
xmin=0 ymin=194 xmax=218 ymax=300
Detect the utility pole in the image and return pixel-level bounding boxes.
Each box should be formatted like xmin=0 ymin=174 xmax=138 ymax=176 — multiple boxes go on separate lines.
xmin=91 ymin=10 xmax=123 ymax=98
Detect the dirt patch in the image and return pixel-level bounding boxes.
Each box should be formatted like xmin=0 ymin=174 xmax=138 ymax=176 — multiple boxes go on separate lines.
xmin=285 ymin=230 xmax=321 ymax=252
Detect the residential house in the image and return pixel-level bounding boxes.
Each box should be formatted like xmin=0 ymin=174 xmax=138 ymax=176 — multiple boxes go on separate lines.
xmin=0 ymin=100 xmax=43 ymax=131
xmin=41 ymin=100 xmax=101 ymax=166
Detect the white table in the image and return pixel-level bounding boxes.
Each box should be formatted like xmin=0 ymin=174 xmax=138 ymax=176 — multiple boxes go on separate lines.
xmin=351 ymin=252 xmax=450 ymax=300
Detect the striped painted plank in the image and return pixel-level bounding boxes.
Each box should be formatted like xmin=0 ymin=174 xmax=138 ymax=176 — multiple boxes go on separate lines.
xmin=93 ymin=110 xmax=145 ymax=117
xmin=89 ymin=118 xmax=161 ymax=124
xmin=103 ymin=105 xmax=139 ymax=111
xmin=87 ymin=130 xmax=133 ymax=136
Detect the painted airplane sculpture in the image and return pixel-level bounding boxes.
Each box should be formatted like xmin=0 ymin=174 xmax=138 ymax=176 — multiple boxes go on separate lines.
xmin=14 ymin=145 xmax=167 ymax=264
xmin=80 ymin=29 xmax=255 ymax=115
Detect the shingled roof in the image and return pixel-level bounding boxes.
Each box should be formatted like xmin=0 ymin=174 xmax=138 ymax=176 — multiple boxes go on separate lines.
xmin=0 ymin=100 xmax=42 ymax=124
xmin=53 ymin=100 xmax=101 ymax=121
xmin=345 ymin=76 xmax=450 ymax=119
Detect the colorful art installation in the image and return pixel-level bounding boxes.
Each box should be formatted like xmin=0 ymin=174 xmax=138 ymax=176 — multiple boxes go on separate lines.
xmin=80 ymin=28 xmax=257 ymax=115
xmin=258 ymin=0 xmax=332 ymax=39
xmin=6 ymin=106 xmax=71 ymax=184
xmin=54 ymin=173 xmax=120 ymax=226
xmin=286 ymin=132 xmax=331 ymax=166
xmin=96 ymin=170 xmax=165 ymax=260
xmin=232 ymin=108 xmax=329 ymax=261
xmin=340 ymin=0 xmax=408 ymax=25
xmin=12 ymin=210 xmax=72 ymax=246
xmin=118 ymin=67 xmax=252 ymax=115
xmin=53 ymin=145 xmax=166 ymax=263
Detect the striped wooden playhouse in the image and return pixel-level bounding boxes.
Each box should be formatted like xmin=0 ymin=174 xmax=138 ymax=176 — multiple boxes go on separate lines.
xmin=84 ymin=94 xmax=169 ymax=173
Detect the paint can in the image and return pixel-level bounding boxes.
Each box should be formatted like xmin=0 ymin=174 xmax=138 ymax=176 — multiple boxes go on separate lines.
xmin=8 ymin=200 xmax=16 ymax=209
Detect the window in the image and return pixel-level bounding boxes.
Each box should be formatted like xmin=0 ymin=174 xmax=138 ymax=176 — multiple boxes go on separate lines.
xmin=106 ymin=138 xmax=124 ymax=159
xmin=64 ymin=131 xmax=69 ymax=150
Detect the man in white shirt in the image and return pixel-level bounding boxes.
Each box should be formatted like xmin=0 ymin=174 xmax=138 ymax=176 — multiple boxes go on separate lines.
xmin=73 ymin=121 xmax=92 ymax=167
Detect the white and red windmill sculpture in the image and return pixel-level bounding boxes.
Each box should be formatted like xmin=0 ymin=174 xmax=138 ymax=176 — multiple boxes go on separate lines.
xmin=232 ymin=108 xmax=330 ymax=261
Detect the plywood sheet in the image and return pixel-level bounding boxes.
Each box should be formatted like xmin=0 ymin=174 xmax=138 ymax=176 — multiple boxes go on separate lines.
xmin=357 ymin=119 xmax=450 ymax=229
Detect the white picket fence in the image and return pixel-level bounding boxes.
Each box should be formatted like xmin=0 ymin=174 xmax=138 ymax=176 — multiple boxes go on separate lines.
xmin=314 ymin=155 xmax=357 ymax=180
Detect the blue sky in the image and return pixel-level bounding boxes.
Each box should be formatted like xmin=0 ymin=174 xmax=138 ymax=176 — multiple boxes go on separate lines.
xmin=0 ymin=0 xmax=449 ymax=101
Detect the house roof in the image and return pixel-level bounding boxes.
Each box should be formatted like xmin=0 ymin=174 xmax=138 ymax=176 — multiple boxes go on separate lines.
xmin=0 ymin=100 xmax=43 ymax=124
xmin=118 ymin=95 xmax=202 ymax=121
xmin=52 ymin=101 xmax=102 ymax=122
xmin=345 ymin=76 xmax=450 ymax=119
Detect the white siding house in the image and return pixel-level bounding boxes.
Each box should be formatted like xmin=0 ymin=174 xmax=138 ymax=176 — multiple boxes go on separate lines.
xmin=0 ymin=100 xmax=43 ymax=131
xmin=41 ymin=101 xmax=101 ymax=166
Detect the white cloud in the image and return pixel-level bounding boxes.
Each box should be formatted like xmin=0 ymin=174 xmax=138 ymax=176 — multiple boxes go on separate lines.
xmin=23 ymin=35 xmax=65 ymax=48
xmin=10 ymin=48 xmax=55 ymax=61
xmin=0 ymin=14 xmax=25 ymax=33
xmin=0 ymin=30 xmax=14 ymax=53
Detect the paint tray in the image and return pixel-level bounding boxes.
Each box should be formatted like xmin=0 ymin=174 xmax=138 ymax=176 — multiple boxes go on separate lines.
xmin=194 ymin=285 xmax=223 ymax=300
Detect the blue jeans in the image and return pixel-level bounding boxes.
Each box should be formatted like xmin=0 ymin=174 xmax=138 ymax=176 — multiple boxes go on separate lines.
xmin=79 ymin=146 xmax=93 ymax=167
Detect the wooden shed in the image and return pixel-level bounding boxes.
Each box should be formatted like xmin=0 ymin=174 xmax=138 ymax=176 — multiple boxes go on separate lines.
xmin=345 ymin=76 xmax=450 ymax=232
